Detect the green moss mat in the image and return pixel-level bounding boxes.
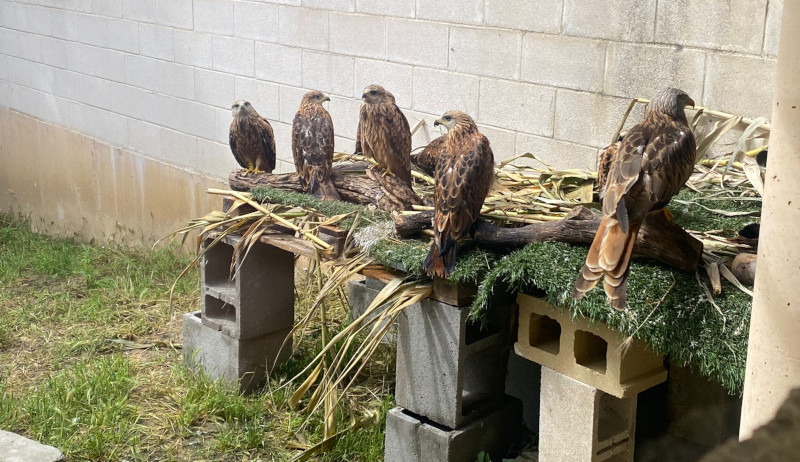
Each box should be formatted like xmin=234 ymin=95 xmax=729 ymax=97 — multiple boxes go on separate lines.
xmin=250 ymin=185 xmax=759 ymax=394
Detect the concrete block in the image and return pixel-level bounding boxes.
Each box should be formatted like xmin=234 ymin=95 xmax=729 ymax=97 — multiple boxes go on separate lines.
xmin=521 ymin=33 xmax=605 ymax=92
xmin=77 ymin=13 xmax=108 ymax=47
xmin=554 ymin=90 xmax=643 ymax=148
xmin=476 ymin=124 xmax=516 ymax=162
xmin=356 ymin=0 xmax=414 ymax=18
xmin=395 ymin=296 xmax=511 ymax=428
xmin=302 ymin=0 xmax=354 ymax=12
xmin=171 ymin=99 xmax=218 ymax=139
xmin=197 ymin=138 xmax=239 ymax=179
xmin=51 ymin=10 xmax=80 ymax=41
xmin=123 ymin=0 xmax=157 ymax=23
xmin=22 ymin=5 xmax=53 ymax=36
xmin=195 ymin=68 xmax=235 ymax=108
xmin=156 ymin=0 xmax=193 ymax=29
xmin=234 ymin=1 xmax=278 ymax=42
xmin=126 ymin=119 xmax=162 ymax=157
xmin=603 ymin=42 xmax=705 ymax=101
xmin=505 ymin=350 xmax=541 ymax=433
xmin=278 ymin=6 xmax=328 ymax=51
xmin=233 ymin=76 xmax=280 ymax=121
xmin=412 ymin=67 xmax=479 ymax=117
xmin=449 ymin=26 xmax=521 ymax=80
xmin=139 ymin=23 xmax=174 ymax=60
xmin=174 ymin=29 xmax=213 ymax=68
xmin=256 ymin=42 xmax=302 ymax=86
xmin=157 ymin=61 xmax=195 ymax=99
xmin=108 ymin=19 xmax=139 ymax=53
xmin=330 ymin=12 xmax=386 ymax=59
xmin=347 ymin=278 xmax=395 ymax=342
xmin=416 ymin=0 xmax=482 ymax=25
xmin=384 ymin=400 xmax=522 ymax=462
xmin=387 ymin=18 xmax=449 ymax=68
xmin=193 ymin=0 xmax=234 ymax=35
xmin=514 ymin=293 xmax=667 ymax=398
xmin=201 ymin=234 xmax=295 ymax=340
xmin=515 ymin=133 xmax=598 ymax=170
xmin=214 ymin=106 xmax=232 ymax=143
xmin=354 ymin=58 xmax=413 ymax=108
xmin=278 ymin=85 xmax=307 ymax=124
xmin=666 ymin=363 xmax=741 ymax=450
xmin=539 ymin=367 xmax=636 ymax=462
xmin=478 ymin=79 xmax=555 ymax=137
xmin=655 ymin=0 xmax=766 ymax=54
xmin=0 ymin=430 xmax=64 ymax=462
xmin=704 ymin=54 xmax=776 ymax=118
xmin=212 ymin=36 xmax=255 ymax=77
xmin=160 ymin=127 xmax=198 ymax=169
xmin=182 ymin=311 xmax=291 ymax=392
xmin=325 ymin=94 xmax=362 ymax=139
xmin=93 ymin=0 xmax=124 ymax=18
xmin=301 ymin=50 xmax=355 ymax=98
xmin=563 ymin=0 xmax=657 ymax=42
xmin=484 ymin=0 xmax=561 ymax=33
xmin=764 ymin=0 xmax=783 ymax=56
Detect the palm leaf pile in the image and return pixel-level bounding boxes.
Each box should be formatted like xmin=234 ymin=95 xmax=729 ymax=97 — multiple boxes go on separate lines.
xmin=169 ymin=98 xmax=767 ymax=457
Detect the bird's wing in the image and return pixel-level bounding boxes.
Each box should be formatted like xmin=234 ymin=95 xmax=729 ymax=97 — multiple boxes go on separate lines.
xmin=229 ymin=122 xmax=247 ymax=169
xmin=434 ymin=134 xmax=493 ymax=245
xmin=384 ymin=104 xmax=412 ymax=184
xmin=413 ymin=135 xmax=446 ymax=176
xmin=641 ymin=120 xmax=696 ymax=207
xmin=291 ymin=111 xmax=307 ymax=188
xmin=597 ymin=142 xmax=619 ymax=201
xmin=601 ymin=124 xmax=650 ymax=219
xmin=257 ymin=116 xmax=277 ymax=172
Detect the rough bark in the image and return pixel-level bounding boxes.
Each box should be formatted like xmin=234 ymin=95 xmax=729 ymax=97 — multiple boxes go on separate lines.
xmin=228 ymin=168 xmax=422 ymax=212
xmin=395 ymin=206 xmax=703 ymax=273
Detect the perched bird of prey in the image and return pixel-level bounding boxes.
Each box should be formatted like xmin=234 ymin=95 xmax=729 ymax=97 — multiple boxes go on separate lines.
xmin=229 ymin=100 xmax=276 ymax=174
xmin=292 ymin=91 xmax=340 ymax=201
xmin=423 ymin=111 xmax=494 ymax=278
xmin=354 ymin=90 xmax=395 ymax=155
xmin=358 ymin=85 xmax=412 ymax=186
xmin=573 ymin=88 xmax=696 ymax=310
xmin=412 ymin=135 xmax=446 ymax=176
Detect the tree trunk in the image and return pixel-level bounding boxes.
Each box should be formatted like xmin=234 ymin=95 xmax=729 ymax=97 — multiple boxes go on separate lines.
xmin=395 ymin=206 xmax=703 ymax=273
xmin=228 ymin=168 xmax=423 ymax=212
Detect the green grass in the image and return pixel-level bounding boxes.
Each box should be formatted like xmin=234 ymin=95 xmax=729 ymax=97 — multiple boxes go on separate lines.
xmin=0 ymin=216 xmax=393 ymax=461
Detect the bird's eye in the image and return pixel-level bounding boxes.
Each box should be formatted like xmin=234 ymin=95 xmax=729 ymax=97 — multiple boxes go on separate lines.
xmin=369 ymin=90 xmax=377 ymax=95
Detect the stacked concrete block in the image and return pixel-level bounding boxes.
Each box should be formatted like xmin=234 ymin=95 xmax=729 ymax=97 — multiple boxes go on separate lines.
xmin=384 ymin=399 xmax=522 ymax=462
xmin=182 ymin=233 xmax=294 ymax=391
xmin=385 ymin=291 xmax=520 ymax=462
xmin=346 ymin=278 xmax=395 ymax=343
xmin=515 ymin=293 xmax=666 ymax=398
xmin=539 ymin=367 xmax=637 ymax=462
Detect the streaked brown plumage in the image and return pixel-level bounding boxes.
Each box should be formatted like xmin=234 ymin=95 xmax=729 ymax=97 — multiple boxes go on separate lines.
xmin=574 ymin=88 xmax=696 ymax=310
xmin=358 ymin=85 xmax=412 ymax=186
xmin=596 ymin=141 xmax=619 ymax=203
xmin=412 ymin=135 xmax=446 ymax=176
xmin=292 ymin=91 xmax=340 ymax=201
xmin=354 ymin=90 xmax=394 ymax=155
xmin=423 ymin=111 xmax=494 ymax=278
xmin=229 ymin=100 xmax=276 ymax=174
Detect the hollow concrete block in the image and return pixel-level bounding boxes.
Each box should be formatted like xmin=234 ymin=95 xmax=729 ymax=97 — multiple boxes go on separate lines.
xmin=182 ymin=311 xmax=291 ymax=392
xmin=514 ymin=293 xmax=666 ymax=398
xmin=539 ymin=367 xmax=636 ymax=462
xmin=395 ymin=296 xmax=511 ymax=429
xmin=347 ymin=278 xmax=395 ymax=343
xmin=201 ymin=234 xmax=294 ymax=340
xmin=384 ymin=399 xmax=522 ymax=462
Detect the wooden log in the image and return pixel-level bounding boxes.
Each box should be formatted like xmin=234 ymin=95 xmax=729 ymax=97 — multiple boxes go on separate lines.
xmin=395 ymin=206 xmax=703 ymax=273
xmin=228 ymin=168 xmax=423 ymax=212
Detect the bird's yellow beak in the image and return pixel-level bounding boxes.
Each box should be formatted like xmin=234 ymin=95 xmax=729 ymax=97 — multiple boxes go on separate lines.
xmin=322 ymin=95 xmax=331 ymax=103
xmin=686 ymin=97 xmax=696 ymax=108
xmin=434 ymin=118 xmax=442 ymax=127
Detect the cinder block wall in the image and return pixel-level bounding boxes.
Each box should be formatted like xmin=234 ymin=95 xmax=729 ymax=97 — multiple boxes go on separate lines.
xmin=0 ymin=0 xmax=782 ymax=241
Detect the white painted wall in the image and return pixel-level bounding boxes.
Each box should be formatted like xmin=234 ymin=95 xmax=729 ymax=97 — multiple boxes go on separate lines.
xmin=0 ymin=0 xmax=782 ymax=179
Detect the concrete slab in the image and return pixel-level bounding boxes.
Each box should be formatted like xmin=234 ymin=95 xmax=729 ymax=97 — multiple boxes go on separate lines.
xmin=0 ymin=430 xmax=64 ymax=462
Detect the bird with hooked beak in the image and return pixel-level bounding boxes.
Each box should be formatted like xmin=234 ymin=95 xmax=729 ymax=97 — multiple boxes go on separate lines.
xmin=356 ymin=84 xmax=412 ymax=186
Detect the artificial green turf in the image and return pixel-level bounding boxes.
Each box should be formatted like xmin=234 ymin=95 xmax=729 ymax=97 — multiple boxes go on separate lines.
xmin=250 ymin=186 xmax=759 ymax=394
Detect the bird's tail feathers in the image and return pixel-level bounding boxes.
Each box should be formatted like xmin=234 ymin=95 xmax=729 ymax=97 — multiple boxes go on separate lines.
xmin=423 ymin=235 xmax=457 ymax=278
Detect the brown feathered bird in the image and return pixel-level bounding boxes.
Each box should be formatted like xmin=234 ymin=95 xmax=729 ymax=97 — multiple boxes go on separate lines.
xmin=573 ymin=88 xmax=696 ymax=310
xmin=358 ymin=85 xmax=412 ymax=186
xmin=412 ymin=135 xmax=446 ymax=176
xmin=292 ymin=91 xmax=340 ymax=201
xmin=229 ymin=100 xmax=276 ymax=174
xmin=596 ymin=141 xmax=619 ymax=203
xmin=354 ymin=90 xmax=395 ymax=155
xmin=423 ymin=111 xmax=495 ymax=278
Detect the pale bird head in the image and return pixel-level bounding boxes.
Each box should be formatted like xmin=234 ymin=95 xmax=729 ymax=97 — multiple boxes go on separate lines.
xmin=361 ymin=84 xmax=388 ymax=105
xmin=648 ymin=88 xmax=695 ymax=119
xmin=231 ymin=100 xmax=256 ymax=118
xmin=302 ymin=90 xmax=330 ymax=105
xmin=434 ymin=110 xmax=474 ymax=131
